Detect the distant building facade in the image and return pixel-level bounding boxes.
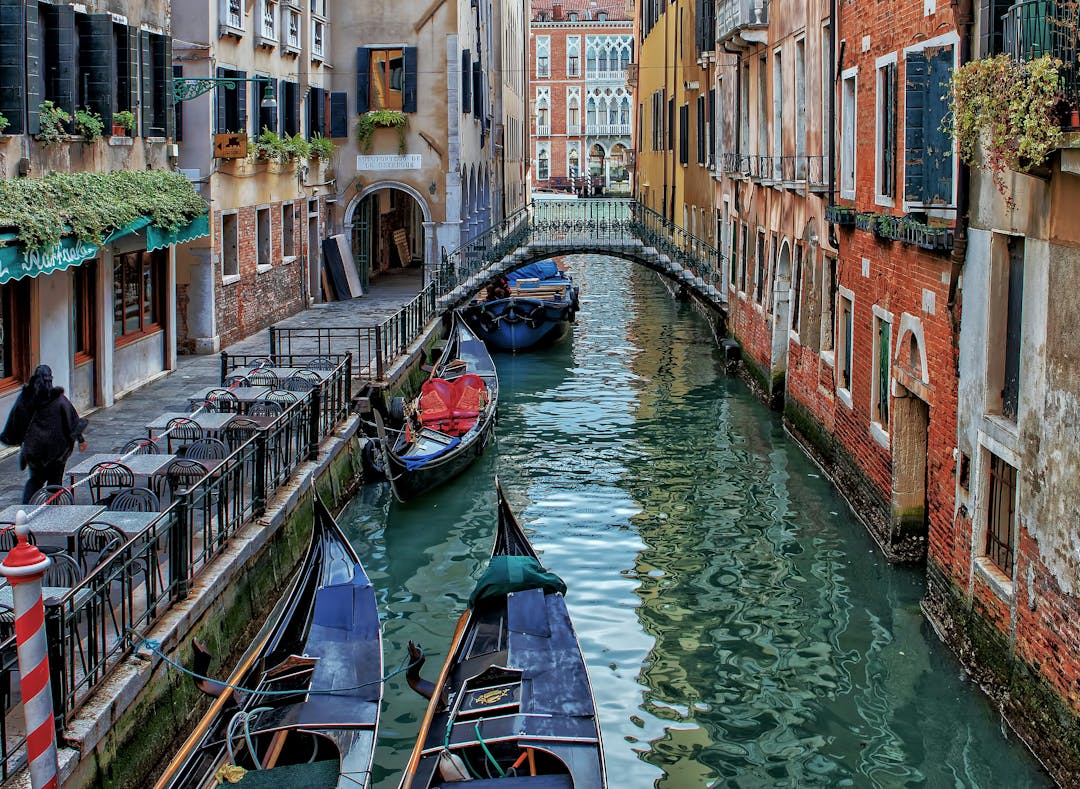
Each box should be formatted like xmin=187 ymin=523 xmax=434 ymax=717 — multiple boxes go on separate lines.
xmin=531 ymin=0 xmax=634 ymax=195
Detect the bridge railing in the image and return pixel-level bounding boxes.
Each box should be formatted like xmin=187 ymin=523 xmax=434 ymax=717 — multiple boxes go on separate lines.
xmin=437 ymin=206 xmax=530 ymax=298
xmin=629 ymin=202 xmax=723 ymax=291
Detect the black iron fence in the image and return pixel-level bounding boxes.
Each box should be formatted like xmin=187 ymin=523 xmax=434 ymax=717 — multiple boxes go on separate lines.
xmin=436 ymin=206 xmax=531 ymax=297
xmin=629 ymin=202 xmax=724 ymax=291
xmin=1004 ymin=0 xmax=1080 ymax=122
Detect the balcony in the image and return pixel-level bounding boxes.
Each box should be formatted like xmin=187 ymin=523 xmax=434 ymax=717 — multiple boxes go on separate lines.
xmin=717 ymin=0 xmax=769 ymax=48
xmin=567 ymin=124 xmax=581 ymax=136
xmin=536 ymin=125 xmax=551 ymax=137
xmin=586 ymin=70 xmax=627 ymax=82
xmin=1003 ymin=0 xmax=1080 ymax=125
xmin=586 ymin=123 xmax=632 ymax=136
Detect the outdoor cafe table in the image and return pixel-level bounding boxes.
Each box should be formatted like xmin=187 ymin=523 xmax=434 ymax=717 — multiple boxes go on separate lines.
xmin=68 ymin=453 xmax=176 ymax=488
xmin=0 ymin=503 xmax=106 ymax=550
xmin=145 ymin=411 xmax=237 ymax=439
xmin=187 ymin=386 xmax=272 ymax=411
xmin=226 ymin=366 xmax=333 ymax=382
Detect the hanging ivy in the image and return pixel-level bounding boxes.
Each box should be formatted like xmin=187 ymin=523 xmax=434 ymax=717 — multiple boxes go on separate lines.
xmin=356 ymin=110 xmax=408 ymax=154
xmin=0 ymin=170 xmax=208 ymax=251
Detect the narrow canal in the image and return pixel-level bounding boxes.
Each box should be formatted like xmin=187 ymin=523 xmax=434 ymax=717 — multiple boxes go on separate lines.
xmin=341 ymin=257 xmax=1047 ymax=787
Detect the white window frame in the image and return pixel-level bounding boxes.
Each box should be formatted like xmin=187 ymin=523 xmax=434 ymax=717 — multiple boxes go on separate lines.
xmin=281 ymin=202 xmax=297 ymax=262
xmin=875 ymin=52 xmax=898 ymax=207
xmin=220 ymin=0 xmax=245 ymax=36
xmin=870 ymin=304 xmax=894 ymax=447
xmin=821 ymin=22 xmax=831 ymax=161
xmin=567 ymin=141 xmax=580 ymax=177
xmin=220 ymin=210 xmax=240 ymax=282
xmin=536 ymin=35 xmax=551 ymax=78
xmin=837 ymin=285 xmax=855 ymax=407
xmin=840 ymin=67 xmax=857 ymax=199
xmin=794 ymin=36 xmax=806 ymax=180
xmin=284 ymin=8 xmax=300 ymax=52
xmin=256 ymin=205 xmax=273 ymax=271
xmin=311 ymin=16 xmax=326 ymax=61
xmin=971 ymin=435 xmax=1021 ymax=598
xmin=257 ymin=0 xmax=277 ymax=44
xmin=772 ymin=47 xmax=783 ymax=181
xmin=566 ymin=35 xmax=581 ymax=78
xmin=536 ymin=142 xmax=551 ymax=180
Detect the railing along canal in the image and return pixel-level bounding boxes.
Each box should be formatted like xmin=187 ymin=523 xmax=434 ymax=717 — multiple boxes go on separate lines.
xmin=1 ymin=356 xmax=353 ymax=778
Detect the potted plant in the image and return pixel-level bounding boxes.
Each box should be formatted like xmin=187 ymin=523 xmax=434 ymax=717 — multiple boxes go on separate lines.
xmin=356 ymin=109 xmax=408 ymax=154
xmin=283 ymin=132 xmax=311 ymax=161
xmin=251 ymin=128 xmax=288 ymax=163
xmin=74 ymin=109 xmax=104 ymax=142
xmin=855 ymin=211 xmax=876 ymax=232
xmin=112 ymin=110 xmax=135 ymax=136
xmin=825 ymin=204 xmax=856 ymax=226
xmin=0 ymin=112 xmax=9 ymax=135
xmin=310 ymin=132 xmax=335 ymax=161
xmin=36 ymin=101 xmax=72 ymax=146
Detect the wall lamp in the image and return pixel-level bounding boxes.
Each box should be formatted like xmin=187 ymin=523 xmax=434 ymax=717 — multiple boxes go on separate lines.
xmin=174 ymin=76 xmax=277 ymax=108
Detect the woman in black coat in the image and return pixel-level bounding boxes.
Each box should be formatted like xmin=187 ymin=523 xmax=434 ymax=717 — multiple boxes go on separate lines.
xmin=1 ymin=365 xmax=88 ymax=504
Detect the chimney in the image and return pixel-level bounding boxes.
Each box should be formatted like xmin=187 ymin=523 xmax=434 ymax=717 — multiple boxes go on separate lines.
xmin=552 ymin=2 xmax=563 ymax=20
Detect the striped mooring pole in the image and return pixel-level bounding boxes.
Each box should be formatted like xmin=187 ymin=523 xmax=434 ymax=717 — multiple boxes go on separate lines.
xmin=0 ymin=510 xmax=59 ymax=789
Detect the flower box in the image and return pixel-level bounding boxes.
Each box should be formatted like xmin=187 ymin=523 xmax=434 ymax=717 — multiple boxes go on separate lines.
xmin=825 ymin=204 xmax=856 ymax=226
xmin=855 ymin=211 xmax=876 ymax=232
xmin=901 ymin=220 xmax=954 ymax=251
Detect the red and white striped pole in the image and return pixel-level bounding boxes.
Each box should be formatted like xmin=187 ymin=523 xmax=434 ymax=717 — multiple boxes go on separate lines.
xmin=0 ymin=511 xmax=59 ymax=789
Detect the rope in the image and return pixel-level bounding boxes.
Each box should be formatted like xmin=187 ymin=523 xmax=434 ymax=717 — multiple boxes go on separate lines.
xmin=139 ymin=637 xmax=423 ymax=696
xmin=475 ymin=721 xmax=506 ymax=778
xmin=227 ymin=706 xmax=273 ymax=769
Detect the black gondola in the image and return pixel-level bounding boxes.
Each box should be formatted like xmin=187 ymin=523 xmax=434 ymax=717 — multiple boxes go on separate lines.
xmin=400 ymin=481 xmax=607 ymax=788
xmin=154 ymin=494 xmax=382 ymax=789
xmin=371 ymin=310 xmax=499 ymax=502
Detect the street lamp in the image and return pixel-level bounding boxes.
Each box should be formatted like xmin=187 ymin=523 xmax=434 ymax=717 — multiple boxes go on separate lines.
xmin=173 ymin=75 xmax=279 ymax=106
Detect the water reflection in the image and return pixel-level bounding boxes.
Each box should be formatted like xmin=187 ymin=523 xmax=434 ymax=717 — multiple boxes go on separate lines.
xmin=342 ymin=257 xmax=1045 ymax=788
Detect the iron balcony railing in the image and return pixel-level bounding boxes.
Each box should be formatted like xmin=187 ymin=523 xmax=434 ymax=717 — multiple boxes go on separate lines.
xmin=721 ymin=153 xmax=831 ymax=189
xmin=1003 ymin=0 xmax=1080 ymax=119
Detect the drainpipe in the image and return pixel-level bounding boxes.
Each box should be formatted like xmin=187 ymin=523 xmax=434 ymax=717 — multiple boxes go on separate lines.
xmin=948 ymin=0 xmax=974 ymax=336
xmin=827 ymin=0 xmax=839 ymax=249
xmin=662 ymin=3 xmax=671 ymax=219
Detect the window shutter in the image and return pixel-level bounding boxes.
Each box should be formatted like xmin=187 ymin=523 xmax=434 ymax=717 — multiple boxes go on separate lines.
xmin=402 ymin=46 xmax=418 ymax=113
xmin=163 ymin=35 xmax=174 ymax=138
xmin=25 ymin=0 xmax=40 ymax=134
xmin=316 ymin=86 xmax=326 ymax=134
xmin=140 ymin=29 xmax=152 ymax=136
xmin=173 ymin=64 xmax=183 ymax=141
xmin=215 ymin=66 xmax=227 ymax=133
xmin=291 ymin=81 xmax=300 ymax=135
xmin=925 ymin=46 xmax=954 ymax=205
xmin=355 ymin=46 xmax=370 ymax=113
xmin=667 ymin=96 xmax=674 ymax=151
xmin=472 ymin=61 xmax=482 ymax=117
xmin=52 ymin=4 xmax=76 ymax=118
xmin=978 ymin=0 xmax=993 ymax=56
xmin=82 ymin=14 xmax=114 ymax=129
xmin=461 ymin=49 xmax=470 ymax=113
xmin=126 ymin=25 xmax=139 ymax=118
xmin=679 ymin=103 xmax=689 ymax=165
xmin=0 ymin=0 xmax=26 ymax=134
xmin=903 ymin=51 xmax=928 ymax=202
xmin=236 ymin=70 xmax=247 ymax=135
xmin=708 ymin=87 xmax=716 ymax=163
xmin=329 ymin=91 xmax=347 ymax=137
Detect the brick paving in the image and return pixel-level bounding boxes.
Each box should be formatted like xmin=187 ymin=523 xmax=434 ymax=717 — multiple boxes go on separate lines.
xmin=0 ymin=271 xmax=422 ymax=504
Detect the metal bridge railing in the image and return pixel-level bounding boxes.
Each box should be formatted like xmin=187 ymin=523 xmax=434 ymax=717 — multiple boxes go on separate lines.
xmin=629 ymin=202 xmax=723 ymax=291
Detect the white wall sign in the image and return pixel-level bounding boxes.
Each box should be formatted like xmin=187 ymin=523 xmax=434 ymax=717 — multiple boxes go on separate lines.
xmin=356 ymin=154 xmax=422 ymax=171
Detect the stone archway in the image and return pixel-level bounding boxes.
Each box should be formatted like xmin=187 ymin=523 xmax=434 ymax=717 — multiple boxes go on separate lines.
xmin=345 ymin=182 xmax=432 ymax=291
xmin=889 ymin=313 xmax=931 ymax=561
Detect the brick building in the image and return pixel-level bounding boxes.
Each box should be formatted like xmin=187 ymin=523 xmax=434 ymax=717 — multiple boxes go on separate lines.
xmin=531 ymin=0 xmax=634 ymax=195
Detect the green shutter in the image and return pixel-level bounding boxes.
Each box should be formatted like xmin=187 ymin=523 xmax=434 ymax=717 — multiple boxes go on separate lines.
xmin=162 ymin=34 xmax=174 ymax=138
xmin=140 ymin=29 xmax=152 ymax=136
xmin=461 ymin=49 xmax=470 ymax=113
xmin=24 ymin=0 xmax=39 ymax=134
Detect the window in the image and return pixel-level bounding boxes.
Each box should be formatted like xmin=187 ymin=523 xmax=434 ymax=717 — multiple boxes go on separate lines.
xmin=729 ymin=218 xmax=738 ymax=290
xmin=755 ymin=231 xmax=766 ymax=304
xmin=739 ymin=223 xmax=748 ymax=293
xmin=668 ymin=96 xmax=674 ymax=151
xmin=985 ymin=453 xmax=1017 ymax=576
xmin=567 ymin=36 xmax=581 ymax=77
xmin=567 ymin=89 xmax=581 ymax=132
xmin=536 ymin=36 xmax=550 ymax=78
xmin=696 ymin=94 xmax=706 ymax=165
xmin=370 ymin=49 xmax=403 ymax=110
xmin=282 ymin=203 xmax=296 ymax=258
xmin=73 ymin=262 xmax=96 ymax=365
xmin=536 ymin=88 xmax=550 ymax=134
xmin=840 ymin=69 xmax=857 ymax=197
xmin=739 ymin=62 xmax=750 ymax=156
xmin=876 ymin=60 xmax=897 ymax=200
xmin=772 ymin=49 xmax=783 ymax=179
xmin=221 ymin=212 xmax=239 ymax=277
xmin=285 ymin=9 xmax=300 ymax=51
xmin=312 ymin=18 xmax=325 ymax=60
xmin=838 ymin=291 xmax=854 ymax=392
xmin=821 ymin=23 xmax=831 ymax=161
xmin=795 ymin=39 xmax=806 ymax=178
xmin=568 ymin=143 xmax=580 ymax=177
xmin=257 ymin=76 xmax=278 ymax=133
xmin=757 ymin=55 xmax=768 ymax=159
xmin=537 ymin=145 xmax=550 ymax=180
xmin=134 ymin=29 xmax=171 ymax=137
xmin=257 ymin=207 xmax=272 ymax=268
xmin=225 ymin=0 xmax=243 ymax=30
xmin=113 ymin=250 xmax=164 ymax=341
xmin=0 ymin=281 xmax=30 ymax=389
xmin=872 ymin=312 xmax=891 ymax=429
xmin=821 ymin=256 xmax=836 ymax=353
xmin=791 ymin=244 xmax=803 ymax=335
xmin=651 ymin=90 xmax=664 ymax=151
xmin=904 ymin=45 xmax=954 ymax=205
xmin=281 ymin=81 xmax=300 ymax=135
xmin=259 ymin=0 xmax=277 ymax=41
xmin=988 ymin=234 xmax=1025 ymax=421
xmin=679 ymin=103 xmax=689 ymax=165
xmin=215 ymin=67 xmax=247 ymax=134
xmin=307 ymin=86 xmax=326 ymax=138
xmin=979 ymin=0 xmax=1013 ymax=57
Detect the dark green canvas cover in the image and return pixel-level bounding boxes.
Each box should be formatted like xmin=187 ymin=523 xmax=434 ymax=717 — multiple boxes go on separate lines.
xmin=469 ymin=555 xmax=567 ymax=607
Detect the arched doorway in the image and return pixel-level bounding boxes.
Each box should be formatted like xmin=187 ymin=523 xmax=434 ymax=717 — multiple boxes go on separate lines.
xmin=588 ymin=143 xmax=605 ymax=193
xmin=348 ymin=184 xmax=428 ymax=293
xmin=770 ymin=239 xmax=792 ymax=399
xmin=608 ymin=143 xmax=630 ymax=194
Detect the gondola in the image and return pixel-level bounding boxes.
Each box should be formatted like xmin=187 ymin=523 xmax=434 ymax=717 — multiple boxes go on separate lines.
xmin=370 ymin=310 xmax=499 ymax=502
xmin=154 ymin=494 xmax=382 ymax=789
xmin=400 ymin=481 xmax=606 ymax=788
xmin=461 ymin=260 xmax=580 ymax=353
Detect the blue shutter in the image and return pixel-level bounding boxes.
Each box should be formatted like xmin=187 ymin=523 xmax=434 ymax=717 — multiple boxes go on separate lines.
xmin=461 ymin=49 xmax=470 ymax=113
xmin=0 ymin=0 xmax=26 ymax=133
xmin=402 ymin=46 xmax=418 ymax=113
xmin=925 ymin=46 xmax=954 ymax=205
xmin=51 ymin=4 xmax=76 ymax=118
xmin=472 ymin=61 xmax=481 ymax=116
xmin=173 ymin=64 xmax=183 ymax=141
xmin=329 ymin=91 xmax=347 ymax=137
xmin=904 ymin=51 xmax=928 ymax=202
xmin=236 ymin=70 xmax=247 ymax=135
xmin=25 ymin=0 xmax=40 ymax=134
xmin=355 ymin=46 xmax=370 ymax=113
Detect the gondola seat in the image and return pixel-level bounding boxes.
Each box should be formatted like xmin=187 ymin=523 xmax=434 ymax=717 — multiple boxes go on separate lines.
xmin=418 ymin=375 xmax=488 ymax=437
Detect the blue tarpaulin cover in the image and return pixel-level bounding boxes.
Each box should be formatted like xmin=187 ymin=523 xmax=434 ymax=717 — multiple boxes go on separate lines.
xmin=506 ymin=260 xmax=564 ymax=284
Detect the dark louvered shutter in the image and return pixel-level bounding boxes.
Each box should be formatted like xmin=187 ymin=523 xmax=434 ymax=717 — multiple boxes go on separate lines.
xmin=708 ymin=87 xmax=716 ymax=163
xmin=163 ymin=35 xmax=174 ymax=138
xmin=236 ymin=70 xmax=247 ymax=135
xmin=307 ymin=85 xmax=325 ymax=138
xmin=978 ymin=0 xmax=993 ymax=56
xmin=0 ymin=0 xmax=25 ymax=134
xmin=25 ymin=0 xmax=40 ymax=134
xmin=126 ymin=25 xmax=138 ymax=117
xmin=667 ymin=97 xmax=674 ymax=151
xmin=140 ymin=29 xmax=152 ymax=135
xmin=257 ymin=75 xmax=277 ymax=133
xmin=679 ymin=103 xmax=689 ymax=165
xmin=402 ymin=46 xmax=418 ymax=113
xmin=925 ymin=46 xmax=954 ymax=205
xmin=215 ymin=66 xmax=227 ymax=133
xmin=52 ymin=4 xmax=76 ymax=118
xmin=881 ymin=63 xmax=896 ymax=198
xmin=355 ymin=46 xmax=370 ymax=113
xmin=472 ymin=61 xmax=481 ymax=116
xmin=461 ymin=49 xmax=470 ymax=113
xmin=904 ymin=51 xmax=927 ymax=202
xmin=172 ymin=64 xmax=182 ymax=141
xmin=82 ymin=14 xmax=113 ymax=128
xmin=696 ymin=95 xmax=705 ymax=164
xmin=329 ymin=91 xmax=347 ymax=137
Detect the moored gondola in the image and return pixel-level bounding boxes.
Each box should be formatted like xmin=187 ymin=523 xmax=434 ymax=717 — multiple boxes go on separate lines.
xmin=462 ymin=260 xmax=579 ymax=353
xmin=400 ymin=481 xmax=606 ymax=788
xmin=154 ymin=494 xmax=382 ymax=789
xmin=370 ymin=310 xmax=499 ymax=501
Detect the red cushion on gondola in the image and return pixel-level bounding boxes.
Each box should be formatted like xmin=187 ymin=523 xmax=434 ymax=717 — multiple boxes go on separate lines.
xmin=418 ymin=375 xmax=487 ymax=436
xmin=418 ymin=378 xmax=455 ymax=433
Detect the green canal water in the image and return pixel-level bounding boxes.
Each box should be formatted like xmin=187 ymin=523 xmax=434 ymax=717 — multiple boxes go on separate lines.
xmin=341 ymin=257 xmax=1047 ymax=787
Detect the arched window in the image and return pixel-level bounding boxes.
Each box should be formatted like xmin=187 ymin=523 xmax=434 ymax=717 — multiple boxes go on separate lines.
xmin=568 ymin=95 xmax=580 ymax=128
xmin=608 ymin=99 xmax=619 ymax=125
xmin=568 ymin=146 xmax=580 ymax=177
xmin=598 ymin=48 xmax=608 ymax=73
xmin=620 ymin=96 xmax=630 ymax=125
xmin=537 ymin=147 xmax=550 ymax=180
xmin=619 ymin=45 xmax=630 ymax=71
xmin=586 ymin=97 xmax=597 ymax=127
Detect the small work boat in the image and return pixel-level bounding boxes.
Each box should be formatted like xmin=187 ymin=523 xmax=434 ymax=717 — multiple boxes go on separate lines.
xmin=400 ymin=481 xmax=606 ymax=788
xmin=371 ymin=310 xmax=499 ymax=501
xmin=154 ymin=495 xmax=382 ymax=789
xmin=462 ymin=260 xmax=580 ymax=352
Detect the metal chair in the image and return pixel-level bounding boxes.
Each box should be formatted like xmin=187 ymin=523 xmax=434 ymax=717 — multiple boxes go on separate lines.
xmin=201 ymin=388 xmax=240 ymax=413
xmin=0 ymin=528 xmax=35 ymax=551
xmin=291 ymin=369 xmax=323 ymax=385
xmin=249 ymin=357 xmax=276 ymax=367
xmin=265 ymin=389 xmax=298 ymax=406
xmin=224 ymin=374 xmax=251 ymax=387
xmin=185 ymin=437 xmax=228 ymax=460
xmin=282 ymin=375 xmax=315 ymax=392
xmin=107 ymin=487 xmax=160 ymax=512
xmin=122 ymin=438 xmax=160 ymax=455
xmin=248 ymin=370 xmax=280 ymax=387
xmin=74 ymin=521 xmax=125 ymax=574
xmin=248 ymin=401 xmax=283 ymax=418
xmin=224 ymin=417 xmax=262 ymax=450
xmin=42 ymin=551 xmax=83 ymax=587
xmin=28 ymin=485 xmax=75 ymax=506
xmin=164 ymin=459 xmax=207 ymax=497
xmin=306 ymin=357 xmax=337 ymax=371
xmin=88 ymin=462 xmax=136 ymax=504
xmin=165 ymin=417 xmax=204 ymax=453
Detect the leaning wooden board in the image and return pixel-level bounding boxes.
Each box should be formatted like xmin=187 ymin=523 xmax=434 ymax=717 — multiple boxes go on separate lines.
xmin=321 ymin=234 xmax=363 ymax=299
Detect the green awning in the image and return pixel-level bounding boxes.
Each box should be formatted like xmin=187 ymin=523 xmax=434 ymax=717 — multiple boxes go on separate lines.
xmin=0 ymin=212 xmax=209 ymax=285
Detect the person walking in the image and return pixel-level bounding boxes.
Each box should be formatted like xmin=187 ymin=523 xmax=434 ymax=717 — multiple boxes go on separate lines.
xmin=1 ymin=365 xmax=88 ymax=504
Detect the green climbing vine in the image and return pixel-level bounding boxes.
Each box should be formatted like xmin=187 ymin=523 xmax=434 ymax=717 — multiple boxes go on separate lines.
xmin=36 ymin=101 xmax=72 ymax=146
xmin=356 ymin=110 xmax=408 ymax=154
xmin=0 ymin=170 xmax=208 ymax=251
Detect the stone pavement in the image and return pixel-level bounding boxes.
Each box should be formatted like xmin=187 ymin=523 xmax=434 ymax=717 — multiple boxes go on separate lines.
xmin=0 ymin=271 xmax=423 ymax=504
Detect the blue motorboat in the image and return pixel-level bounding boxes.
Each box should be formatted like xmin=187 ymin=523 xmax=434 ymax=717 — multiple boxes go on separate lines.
xmin=462 ymin=260 xmax=580 ymax=352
